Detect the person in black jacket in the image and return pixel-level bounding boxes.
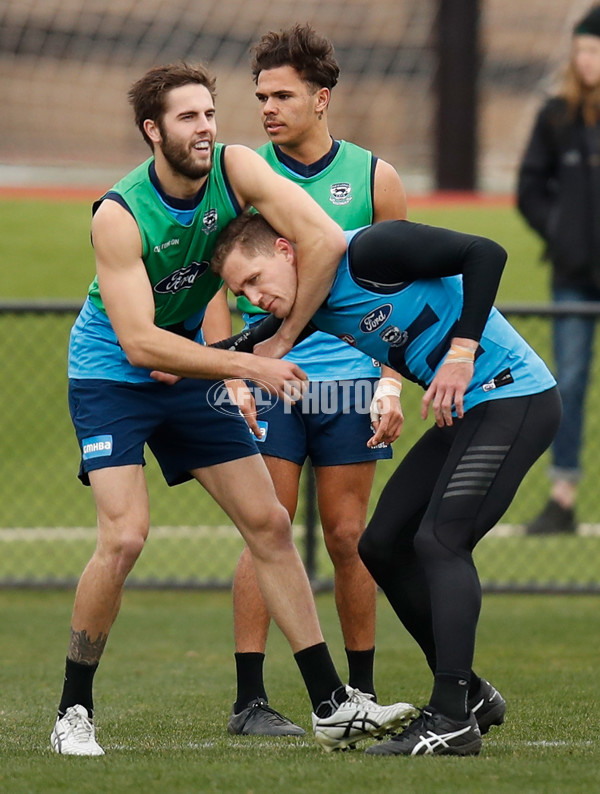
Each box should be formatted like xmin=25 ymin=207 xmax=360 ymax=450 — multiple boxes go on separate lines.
xmin=517 ymin=4 xmax=600 ymax=534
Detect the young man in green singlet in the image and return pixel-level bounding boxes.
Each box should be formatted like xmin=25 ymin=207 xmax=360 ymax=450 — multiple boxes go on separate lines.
xmin=214 ymin=25 xmax=408 ymax=736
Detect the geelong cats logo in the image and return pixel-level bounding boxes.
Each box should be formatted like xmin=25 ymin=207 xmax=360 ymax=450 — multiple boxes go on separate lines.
xmin=380 ymin=325 xmax=408 ymax=347
xmin=329 ymin=182 xmax=352 ymax=205
xmin=202 ymin=208 xmax=218 ymax=234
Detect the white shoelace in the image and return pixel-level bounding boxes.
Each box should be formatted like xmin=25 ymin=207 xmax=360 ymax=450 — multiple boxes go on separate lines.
xmin=62 ymin=708 xmax=95 ymax=741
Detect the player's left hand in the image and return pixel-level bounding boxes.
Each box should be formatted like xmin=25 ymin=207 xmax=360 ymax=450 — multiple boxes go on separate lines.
xmin=368 ymin=377 xmax=404 ymax=446
xmin=421 ymin=361 xmax=473 ymax=427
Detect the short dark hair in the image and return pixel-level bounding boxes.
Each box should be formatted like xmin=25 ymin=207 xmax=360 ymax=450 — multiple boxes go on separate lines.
xmin=212 ymin=213 xmax=280 ymax=275
xmin=251 ymin=24 xmax=339 ymax=90
xmin=128 ymin=62 xmax=217 ymax=149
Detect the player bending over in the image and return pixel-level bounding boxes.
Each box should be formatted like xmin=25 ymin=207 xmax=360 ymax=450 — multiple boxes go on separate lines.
xmin=210 ymin=213 xmax=560 ymax=757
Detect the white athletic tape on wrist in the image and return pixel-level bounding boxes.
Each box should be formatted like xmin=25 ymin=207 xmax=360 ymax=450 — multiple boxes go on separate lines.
xmin=442 ymin=344 xmax=476 ymax=365
xmin=369 ymin=377 xmax=402 ymax=423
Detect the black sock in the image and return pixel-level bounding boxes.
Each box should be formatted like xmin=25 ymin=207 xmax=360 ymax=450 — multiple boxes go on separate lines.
xmin=58 ymin=657 xmax=98 ymax=719
xmin=468 ymin=672 xmax=482 ymax=700
xmin=294 ymin=642 xmax=344 ymax=713
xmin=429 ymin=671 xmax=470 ymax=721
xmin=315 ymin=684 xmax=350 ymax=718
xmin=233 ymin=652 xmax=267 ymax=713
xmin=346 ymin=647 xmax=376 ymax=699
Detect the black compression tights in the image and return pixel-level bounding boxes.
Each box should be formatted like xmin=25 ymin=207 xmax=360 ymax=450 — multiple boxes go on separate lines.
xmin=358 ymin=389 xmax=561 ymax=680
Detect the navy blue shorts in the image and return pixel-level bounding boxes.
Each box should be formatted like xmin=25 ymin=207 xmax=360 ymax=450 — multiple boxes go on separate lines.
xmin=253 ymin=378 xmax=393 ymax=467
xmin=69 ymin=378 xmax=259 ymax=486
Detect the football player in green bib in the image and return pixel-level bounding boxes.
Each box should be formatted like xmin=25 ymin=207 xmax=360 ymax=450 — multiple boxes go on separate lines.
xmin=50 ymin=61 xmax=416 ymax=757
xmin=213 ymin=25 xmax=407 ymax=737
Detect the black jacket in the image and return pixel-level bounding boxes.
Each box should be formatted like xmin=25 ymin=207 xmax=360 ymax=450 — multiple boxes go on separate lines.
xmin=517 ymin=96 xmax=600 ymax=288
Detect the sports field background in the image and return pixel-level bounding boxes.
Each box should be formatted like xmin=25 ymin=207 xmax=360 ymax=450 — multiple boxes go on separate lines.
xmin=1 ymin=589 xmax=598 ymax=793
xmin=1 ymin=196 xmax=600 ymax=589
xmin=4 ymin=0 xmax=600 ymax=590
xmin=1 ymin=3 xmax=599 ymax=788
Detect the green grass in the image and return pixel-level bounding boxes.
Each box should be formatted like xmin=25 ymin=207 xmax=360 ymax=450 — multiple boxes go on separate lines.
xmin=0 ymin=199 xmax=95 ymax=299
xmin=410 ymin=202 xmax=551 ymax=304
xmin=0 ymin=197 xmax=550 ymax=301
xmin=0 ymin=590 xmax=598 ymax=793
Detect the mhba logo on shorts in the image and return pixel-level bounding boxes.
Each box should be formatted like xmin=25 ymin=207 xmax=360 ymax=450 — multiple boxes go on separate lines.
xmin=82 ymin=435 xmax=113 ymax=460
xmin=207 ymin=379 xmax=281 ymax=417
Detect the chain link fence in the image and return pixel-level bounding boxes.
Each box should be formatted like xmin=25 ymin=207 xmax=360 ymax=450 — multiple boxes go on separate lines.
xmin=1 ymin=302 xmax=599 ymax=591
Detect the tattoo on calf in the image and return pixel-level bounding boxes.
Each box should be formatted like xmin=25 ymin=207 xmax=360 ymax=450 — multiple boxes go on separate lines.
xmin=68 ymin=628 xmax=108 ymax=665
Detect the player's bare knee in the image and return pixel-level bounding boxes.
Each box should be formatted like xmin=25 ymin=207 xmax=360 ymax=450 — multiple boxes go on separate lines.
xmin=118 ymin=533 xmax=146 ymax=571
xmin=324 ymin=520 xmax=364 ymax=566
xmin=97 ymin=526 xmax=147 ymax=575
xmin=243 ymin=501 xmax=294 ymax=559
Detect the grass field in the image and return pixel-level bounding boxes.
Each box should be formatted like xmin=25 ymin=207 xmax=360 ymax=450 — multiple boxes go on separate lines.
xmin=0 ymin=194 xmax=599 ymax=790
xmin=0 ymin=590 xmax=598 ymax=794
xmin=0 ymin=195 xmax=551 ymax=301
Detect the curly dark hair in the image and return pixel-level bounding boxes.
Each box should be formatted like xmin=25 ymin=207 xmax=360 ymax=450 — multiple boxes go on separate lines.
xmin=251 ymin=23 xmax=339 ymax=90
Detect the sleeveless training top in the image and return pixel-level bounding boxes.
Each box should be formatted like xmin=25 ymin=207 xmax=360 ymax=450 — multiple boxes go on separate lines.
xmin=312 ymin=229 xmax=556 ymax=412
xmin=239 ymin=140 xmax=381 ymax=381
xmin=69 ymin=144 xmax=239 ymax=382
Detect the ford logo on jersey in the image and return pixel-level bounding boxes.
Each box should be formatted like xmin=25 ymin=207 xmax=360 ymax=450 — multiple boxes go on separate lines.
xmin=154 ymin=261 xmax=209 ymax=294
xmin=359 ymin=304 xmax=393 ymax=333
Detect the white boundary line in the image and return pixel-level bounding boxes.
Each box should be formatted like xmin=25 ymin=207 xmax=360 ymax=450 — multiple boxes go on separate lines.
xmin=99 ymin=737 xmax=595 ymax=751
xmin=486 ymin=523 xmax=600 ymax=537
xmin=2 ymin=524 xmax=600 ymax=541
xmin=0 ymin=524 xmax=309 ymax=541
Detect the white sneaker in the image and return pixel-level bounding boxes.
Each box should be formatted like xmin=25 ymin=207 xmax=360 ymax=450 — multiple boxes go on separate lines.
xmin=312 ymin=686 xmax=418 ymax=752
xmin=50 ymin=704 xmax=105 ymax=756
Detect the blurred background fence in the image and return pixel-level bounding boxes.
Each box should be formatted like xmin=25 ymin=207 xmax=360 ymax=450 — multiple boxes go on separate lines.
xmin=1 ymin=302 xmax=599 ymax=592
xmin=0 ymin=0 xmax=595 ymax=193
xmin=1 ymin=0 xmax=600 ymax=591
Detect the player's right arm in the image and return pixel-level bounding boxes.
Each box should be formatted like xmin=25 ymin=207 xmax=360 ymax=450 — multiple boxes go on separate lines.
xmin=91 ymin=199 xmax=306 ymax=398
xmin=372 ymin=158 xmax=407 ymax=222
xmin=224 ymin=145 xmax=347 ymax=357
xmin=200 ymin=286 xmax=263 ymax=437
